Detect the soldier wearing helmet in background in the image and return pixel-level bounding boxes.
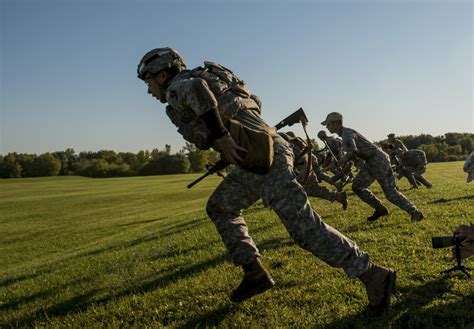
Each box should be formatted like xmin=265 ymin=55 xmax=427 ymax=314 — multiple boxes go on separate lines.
xmin=279 ymin=132 xmax=348 ymax=210
xmin=387 ymin=133 xmax=408 ymax=154
xmin=317 ymin=130 xmax=354 ymax=190
xmin=321 ymin=112 xmax=424 ymax=222
xmin=137 ymin=48 xmax=396 ymax=313
xmin=395 ymin=149 xmax=432 ymax=189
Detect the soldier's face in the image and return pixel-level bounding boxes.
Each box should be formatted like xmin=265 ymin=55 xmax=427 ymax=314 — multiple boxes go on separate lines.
xmin=145 ymin=71 xmax=169 ymax=103
xmin=326 ymin=121 xmax=337 ymax=134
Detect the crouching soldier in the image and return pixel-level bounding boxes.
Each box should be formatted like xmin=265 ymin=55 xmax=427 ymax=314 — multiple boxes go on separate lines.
xmin=396 ymin=149 xmax=432 ymax=189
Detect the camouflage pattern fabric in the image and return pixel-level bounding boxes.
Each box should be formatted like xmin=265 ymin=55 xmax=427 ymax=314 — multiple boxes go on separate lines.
xmin=206 ymin=136 xmax=369 ymax=278
xmin=464 ymin=151 xmax=474 ymax=183
xmin=389 ymin=138 xmax=408 ymax=153
xmin=399 ymin=150 xmax=431 ymax=188
xmin=340 ymin=128 xmax=418 ymax=214
xmin=164 ymin=64 xmax=371 ymax=278
xmin=339 ymin=127 xmax=381 ymax=163
xmin=280 ymin=132 xmax=339 ymax=202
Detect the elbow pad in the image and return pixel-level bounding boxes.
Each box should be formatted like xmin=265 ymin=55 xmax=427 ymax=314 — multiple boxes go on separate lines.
xmin=200 ymin=107 xmax=228 ymax=140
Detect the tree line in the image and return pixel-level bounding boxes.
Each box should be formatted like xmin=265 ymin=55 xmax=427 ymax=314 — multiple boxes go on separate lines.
xmin=380 ymin=132 xmax=473 ymax=162
xmin=1 ymin=132 xmax=472 ymax=179
xmin=0 ymin=143 xmax=219 ymax=179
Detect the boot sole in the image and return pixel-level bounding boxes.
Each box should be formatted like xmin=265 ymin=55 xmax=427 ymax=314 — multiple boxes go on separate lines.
xmin=229 ymin=278 xmax=275 ymax=303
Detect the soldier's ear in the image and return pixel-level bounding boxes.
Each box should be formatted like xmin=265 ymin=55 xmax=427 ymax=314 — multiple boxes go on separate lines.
xmin=156 ymin=71 xmax=170 ymax=84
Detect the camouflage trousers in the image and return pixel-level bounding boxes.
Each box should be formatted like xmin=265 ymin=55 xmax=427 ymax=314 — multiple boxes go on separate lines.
xmin=206 ymin=136 xmax=369 ymax=278
xmin=403 ymin=164 xmax=432 ymax=188
xmin=352 ymin=153 xmax=417 ymax=214
xmin=298 ymin=171 xmax=338 ymax=202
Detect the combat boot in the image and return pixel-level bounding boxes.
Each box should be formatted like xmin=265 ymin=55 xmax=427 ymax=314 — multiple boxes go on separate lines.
xmin=230 ymin=258 xmax=275 ymax=303
xmin=336 ymin=191 xmax=348 ymax=210
xmin=411 ymin=210 xmax=424 ymax=222
xmin=359 ymin=262 xmax=396 ymax=314
xmin=366 ymin=206 xmax=389 ymax=222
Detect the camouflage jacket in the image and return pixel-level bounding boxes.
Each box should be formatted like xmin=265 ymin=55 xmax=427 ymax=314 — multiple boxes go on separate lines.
xmin=165 ymin=62 xmax=266 ymax=149
xmin=400 ymin=149 xmax=427 ymax=167
xmin=339 ymin=127 xmax=383 ymax=163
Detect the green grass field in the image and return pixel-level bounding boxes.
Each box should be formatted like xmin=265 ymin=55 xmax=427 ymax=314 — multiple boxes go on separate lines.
xmin=1 ymin=161 xmax=473 ymax=328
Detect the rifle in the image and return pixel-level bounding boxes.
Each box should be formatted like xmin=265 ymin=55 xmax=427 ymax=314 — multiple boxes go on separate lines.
xmin=275 ymin=107 xmax=312 ymax=186
xmin=275 ymin=107 xmax=308 ymax=130
xmin=187 ymin=159 xmax=228 ymax=189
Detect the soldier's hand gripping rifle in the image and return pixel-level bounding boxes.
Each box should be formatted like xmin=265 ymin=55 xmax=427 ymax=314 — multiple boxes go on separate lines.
xmin=187 ymin=159 xmax=228 ymax=189
xmin=188 ymin=107 xmax=312 ymax=188
xmin=317 ymin=130 xmax=350 ymax=183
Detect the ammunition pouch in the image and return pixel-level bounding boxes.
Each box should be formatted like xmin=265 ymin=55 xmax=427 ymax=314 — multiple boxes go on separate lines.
xmin=224 ymin=118 xmax=275 ymax=174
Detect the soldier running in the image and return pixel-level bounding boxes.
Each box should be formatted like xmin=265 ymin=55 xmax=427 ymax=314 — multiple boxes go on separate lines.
xmin=137 ymin=48 xmax=396 ymax=313
xmin=321 ymin=112 xmax=424 ymax=222
xmin=396 ymin=149 xmax=433 ymax=189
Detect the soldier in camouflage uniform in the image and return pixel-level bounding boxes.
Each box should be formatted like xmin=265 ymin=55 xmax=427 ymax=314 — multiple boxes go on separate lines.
xmin=137 ymin=48 xmax=396 ymax=313
xmin=321 ymin=112 xmax=424 ymax=222
xmin=463 ymin=151 xmax=474 ymax=183
xmin=279 ymin=132 xmax=348 ymax=210
xmin=396 ymin=149 xmax=432 ymax=189
xmin=387 ymin=133 xmax=408 ymax=153
xmin=317 ymin=130 xmax=354 ymax=190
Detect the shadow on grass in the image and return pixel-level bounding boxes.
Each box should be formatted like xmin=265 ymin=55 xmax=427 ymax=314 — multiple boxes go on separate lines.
xmin=176 ymin=304 xmax=238 ymax=328
xmin=429 ymin=195 xmax=474 ymax=204
xmin=1 ymin=217 xmax=204 ymax=290
xmin=6 ymin=234 xmax=294 ymax=327
xmin=325 ymin=277 xmax=473 ymax=329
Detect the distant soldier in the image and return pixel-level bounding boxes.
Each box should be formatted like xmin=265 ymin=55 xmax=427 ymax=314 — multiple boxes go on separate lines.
xmin=280 ymin=132 xmax=348 ymax=210
xmin=464 ymin=151 xmax=474 ymax=183
xmin=317 ymin=130 xmax=354 ymax=190
xmin=387 ymin=133 xmax=408 ymax=153
xmin=396 ymin=149 xmax=432 ymax=189
xmin=321 ymin=112 xmax=424 ymax=222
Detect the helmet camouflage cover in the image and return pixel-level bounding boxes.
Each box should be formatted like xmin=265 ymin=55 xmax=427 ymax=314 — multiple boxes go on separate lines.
xmin=137 ymin=47 xmax=186 ymax=80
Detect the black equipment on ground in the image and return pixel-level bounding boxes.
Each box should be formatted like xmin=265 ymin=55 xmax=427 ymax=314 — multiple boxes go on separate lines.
xmin=432 ymin=236 xmax=472 ymax=278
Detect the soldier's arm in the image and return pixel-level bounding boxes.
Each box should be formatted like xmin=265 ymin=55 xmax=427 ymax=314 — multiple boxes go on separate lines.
xmin=169 ymin=78 xmax=246 ymax=164
xmin=338 ymin=131 xmax=357 ymax=166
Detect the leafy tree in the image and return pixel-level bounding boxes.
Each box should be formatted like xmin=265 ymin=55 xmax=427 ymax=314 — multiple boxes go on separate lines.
xmin=52 ymin=148 xmax=76 ymax=175
xmin=16 ymin=153 xmax=37 ymax=177
xmin=140 ymin=153 xmax=190 ymax=175
xmin=419 ymin=144 xmax=439 ymax=162
xmin=0 ymin=153 xmax=22 ymax=178
xmin=32 ymin=153 xmax=61 ymax=177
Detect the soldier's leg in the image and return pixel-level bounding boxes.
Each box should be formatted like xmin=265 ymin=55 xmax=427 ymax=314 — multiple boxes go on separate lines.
xmin=304 ymin=173 xmax=347 ymax=210
xmin=402 ymin=166 xmax=418 ymax=188
xmin=414 ymin=165 xmax=432 ymax=188
xmin=317 ymin=170 xmax=337 ymax=187
xmin=351 ymin=164 xmax=384 ymax=210
xmin=207 ymin=168 xmax=276 ymax=302
xmin=263 ymin=143 xmax=369 ymax=278
xmin=373 ymin=161 xmax=419 ymax=215
xmin=206 ymin=168 xmax=263 ymax=265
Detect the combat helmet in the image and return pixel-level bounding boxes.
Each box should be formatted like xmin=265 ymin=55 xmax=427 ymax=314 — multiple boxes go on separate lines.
xmin=137 ymin=47 xmax=186 ymax=80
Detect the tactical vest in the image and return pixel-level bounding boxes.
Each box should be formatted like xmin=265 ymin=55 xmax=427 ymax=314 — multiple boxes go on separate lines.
xmin=165 ymin=62 xmax=261 ymax=150
xmin=189 ymin=61 xmax=260 ymax=117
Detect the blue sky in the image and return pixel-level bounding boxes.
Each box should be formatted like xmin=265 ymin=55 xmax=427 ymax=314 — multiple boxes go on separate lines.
xmin=1 ymin=0 xmax=472 ymax=154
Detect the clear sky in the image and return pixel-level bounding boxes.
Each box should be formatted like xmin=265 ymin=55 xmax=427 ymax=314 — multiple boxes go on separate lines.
xmin=1 ymin=0 xmax=472 ymax=155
